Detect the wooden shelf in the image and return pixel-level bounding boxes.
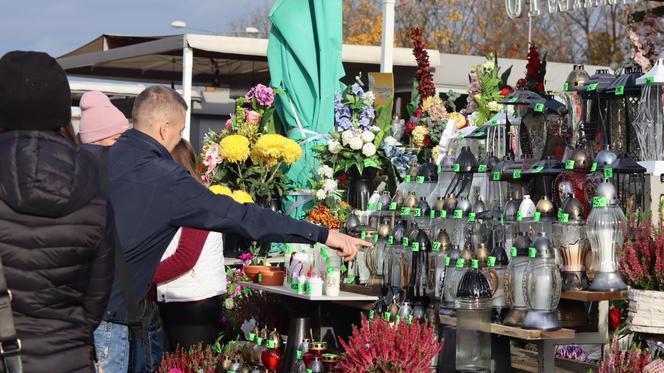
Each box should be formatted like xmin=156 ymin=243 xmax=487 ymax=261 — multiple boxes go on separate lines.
xmin=239 ymin=281 xmax=378 ymax=302
xmin=560 ymin=290 xmax=627 ymax=302
xmin=439 ymin=315 xmax=575 ymax=341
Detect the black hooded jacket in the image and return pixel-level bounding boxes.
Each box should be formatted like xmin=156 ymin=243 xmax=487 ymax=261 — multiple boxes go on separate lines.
xmin=0 ymin=130 xmax=115 ymax=372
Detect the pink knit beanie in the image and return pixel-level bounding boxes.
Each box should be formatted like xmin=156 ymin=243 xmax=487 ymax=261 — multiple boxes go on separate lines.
xmin=78 ymin=91 xmax=128 ymax=144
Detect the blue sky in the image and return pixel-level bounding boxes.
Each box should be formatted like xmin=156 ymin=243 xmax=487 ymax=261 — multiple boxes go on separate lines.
xmin=0 ymin=0 xmax=273 ymax=57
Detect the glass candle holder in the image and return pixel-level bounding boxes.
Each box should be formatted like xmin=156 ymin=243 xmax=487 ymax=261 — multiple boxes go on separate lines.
xmin=522 ymin=233 xmax=562 ymax=330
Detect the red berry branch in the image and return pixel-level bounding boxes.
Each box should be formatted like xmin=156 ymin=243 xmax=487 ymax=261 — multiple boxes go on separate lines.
xmin=409 ymin=27 xmax=436 ymax=102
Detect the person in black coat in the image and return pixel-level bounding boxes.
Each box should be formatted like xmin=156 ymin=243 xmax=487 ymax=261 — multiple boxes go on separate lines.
xmin=0 ymin=51 xmax=115 ymax=372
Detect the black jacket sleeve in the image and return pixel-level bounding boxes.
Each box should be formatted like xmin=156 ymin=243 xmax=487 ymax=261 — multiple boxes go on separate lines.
xmin=82 ymin=200 xmax=115 ymax=326
xmin=167 ymin=167 xmax=329 ymax=244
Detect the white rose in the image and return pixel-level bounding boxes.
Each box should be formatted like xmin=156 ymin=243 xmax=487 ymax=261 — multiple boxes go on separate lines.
xmin=328 ymin=141 xmax=342 ymax=154
xmin=362 ymin=142 xmax=377 ymax=157
xmin=362 ymin=91 xmax=376 ymax=106
xmin=361 ymin=130 xmax=375 ymax=143
xmin=348 ymin=136 xmax=363 ymax=150
xmin=315 ymin=189 xmax=327 ymax=200
xmin=487 ymin=100 xmax=501 ymax=112
xmin=371 ymin=125 xmax=381 ymax=133
xmin=323 ymin=179 xmax=337 ymax=192
xmin=341 ymin=130 xmax=354 ymax=146
xmin=317 ymin=165 xmax=334 ymax=179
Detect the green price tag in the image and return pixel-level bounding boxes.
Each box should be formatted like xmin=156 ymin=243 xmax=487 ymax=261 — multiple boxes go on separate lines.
xmin=388 ymin=236 xmax=394 ymax=245
xmin=373 ymin=235 xmax=379 ymax=243
xmin=367 ymin=203 xmax=375 ymax=211
xmin=404 ymin=175 xmax=411 ymax=183
xmin=307 ymin=370 xmax=312 ymax=373
xmin=534 ymin=103 xmax=545 ymax=112
xmin=557 ymin=208 xmax=563 ymax=220
xmin=411 ymin=242 xmax=420 ymax=252
xmin=453 ymin=164 xmax=461 ymax=172
xmin=345 ymin=276 xmax=355 ymax=284
xmin=604 ymin=167 xmax=613 ymax=179
xmin=297 ymin=350 xmax=303 ymax=360
xmin=560 ymin=213 xmax=570 ymax=223
xmin=591 ymin=162 xmax=598 ymax=172
xmin=453 ymin=209 xmax=463 ymax=219
xmin=565 ymin=160 xmax=575 ymax=170
xmin=414 ymin=208 xmax=422 ymax=217
xmin=593 ymin=196 xmax=608 ymax=207
xmin=509 ymin=96 xmax=518 ymax=103
xmin=440 ymin=210 xmax=447 ymax=218
xmin=478 ymin=164 xmax=487 ymax=172
xmin=341 ymin=264 xmax=347 ymax=273
xmin=534 ymin=212 xmax=541 ymax=222
xmin=325 ymin=256 xmax=331 ymax=266
xmin=396 ymin=315 xmax=401 ymax=324
xmin=296 ymin=284 xmax=304 ymax=292
xmin=475 ymin=131 xmax=486 ymax=137
xmin=529 ymin=247 xmax=537 ymax=258
xmin=433 ymin=242 xmax=441 ymax=251
xmin=516 ymin=211 xmax=523 ymax=222
xmin=361 ymin=231 xmax=366 ymax=240
xmin=587 ymin=82 xmax=598 ymax=91
xmin=369 ymin=310 xmax=375 ymax=319
xmin=533 ymin=166 xmax=544 ymax=173
xmin=408 ymin=315 xmax=414 ymax=325
xmin=249 ymin=333 xmax=256 ymax=341
xmin=513 ymin=170 xmax=522 ymax=179
xmin=645 ymin=76 xmax=654 ymax=85
xmin=327 ymin=267 xmax=333 ymax=274
xmin=389 ymin=202 xmax=397 ymax=211
xmin=438 ymin=165 xmax=442 ymax=173
xmin=416 ymin=176 xmax=425 ymax=184
xmin=493 ymin=171 xmax=501 ymax=181
xmin=401 ymin=207 xmax=411 ymax=216
xmin=445 ymin=256 xmax=451 ymax=266
xmin=229 ymin=371 xmax=238 ymax=373
xmin=377 ymin=203 xmax=382 ymax=210
xmin=487 ymin=256 xmax=496 ymax=267
xmin=256 ymin=337 xmax=263 ymax=346
xmin=384 ymin=312 xmax=391 ymax=321
xmin=564 ymin=82 xmax=569 ymax=91
xmin=468 ymin=212 xmax=476 ymax=222
xmin=430 ymin=210 xmax=436 ymax=219
xmin=305 ymin=283 xmax=312 ymax=294
xmin=471 ymin=259 xmax=479 ymax=269
xmin=321 ymin=247 xmax=330 ymax=258
xmin=490 ymin=119 xmax=498 ymax=126
xmin=266 ymin=340 xmax=276 ymax=349
xmin=615 ymin=85 xmax=625 ymax=96
xmin=258 ymin=273 xmax=263 ymax=282
xmin=456 ymin=258 xmax=465 ymax=268
xmin=402 ymin=237 xmax=409 ymax=247
xmin=510 ymin=247 xmax=517 ymax=257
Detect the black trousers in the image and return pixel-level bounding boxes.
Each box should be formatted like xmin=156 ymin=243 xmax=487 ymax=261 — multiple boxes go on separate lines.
xmin=158 ymin=296 xmax=221 ymax=352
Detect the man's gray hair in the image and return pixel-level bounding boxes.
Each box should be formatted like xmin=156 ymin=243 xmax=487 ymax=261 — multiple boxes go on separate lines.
xmin=132 ymin=86 xmax=188 ymax=128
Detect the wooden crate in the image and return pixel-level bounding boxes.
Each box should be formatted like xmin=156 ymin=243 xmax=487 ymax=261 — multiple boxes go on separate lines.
xmin=628 ymin=288 xmax=664 ymax=334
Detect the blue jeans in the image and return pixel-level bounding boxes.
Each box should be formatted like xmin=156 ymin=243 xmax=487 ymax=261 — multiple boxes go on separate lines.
xmin=130 ymin=321 xmax=164 ymax=373
xmin=94 ymin=321 xmax=130 ymax=373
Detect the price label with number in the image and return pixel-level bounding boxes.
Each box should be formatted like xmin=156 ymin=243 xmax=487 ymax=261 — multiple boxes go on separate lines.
xmin=615 ymin=85 xmax=625 ymax=96
xmin=416 ymin=176 xmax=425 ymax=184
xmin=384 ymin=312 xmax=391 ymax=321
xmin=565 ymin=160 xmax=575 ymax=170
xmin=593 ymin=196 xmax=608 ymax=207
xmin=534 ymin=103 xmax=545 ymax=112
xmin=440 ymin=210 xmax=447 ymax=218
xmin=433 ymin=242 xmax=441 ymax=251
xmin=367 ymin=203 xmax=375 ymax=211
xmin=493 ymin=171 xmax=501 ymax=181
xmin=478 ymin=164 xmax=487 ymax=172
xmin=445 ymin=256 xmax=451 ymax=266
xmin=453 ymin=209 xmax=463 ymax=219
xmin=468 ymin=212 xmax=476 ymax=222
xmin=401 ymin=207 xmax=411 ymax=216
xmin=361 ymin=231 xmax=366 ymax=240
xmin=456 ymin=258 xmax=465 ymax=268
xmin=249 ymin=333 xmax=256 ymax=342
xmin=402 ymin=237 xmax=409 ymax=247
xmin=341 ymin=264 xmax=347 ymax=273
xmin=591 ymin=162 xmax=598 ymax=172
xmin=411 ymin=242 xmax=420 ymax=252
xmin=604 ymin=167 xmax=613 ymax=179
xmin=437 ymin=165 xmax=442 ymax=173
xmin=587 ymin=82 xmax=599 ymax=91
xmin=560 ymin=213 xmax=570 ymax=223
xmin=510 ymin=247 xmax=518 ymax=257
xmin=513 ymin=170 xmax=522 ymax=179
xmin=564 ymin=82 xmax=569 ymax=91
xmin=509 ymin=96 xmax=518 ymax=103
xmin=645 ymin=76 xmax=654 ymax=85
xmin=389 ymin=202 xmax=397 ymax=211
xmin=487 ymin=256 xmax=496 ymax=267
xmin=471 ymin=259 xmax=479 ymax=269
xmin=534 ymin=212 xmax=541 ymax=222
xmin=529 ymin=247 xmax=537 ymax=258
xmin=404 ymin=175 xmax=411 ymax=183
xmin=516 ymin=211 xmax=523 ymax=222
xmin=369 ymin=310 xmax=375 ymax=319
xmin=430 ymin=210 xmax=436 ymax=219
xmin=258 ymin=274 xmax=263 ymax=282
xmin=388 ymin=236 xmax=394 ymax=245
xmin=414 ymin=208 xmax=422 ymax=217
xmin=453 ymin=164 xmax=461 ymax=172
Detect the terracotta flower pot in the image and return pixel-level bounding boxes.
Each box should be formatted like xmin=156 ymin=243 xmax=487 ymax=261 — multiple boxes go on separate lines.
xmin=244 ymin=265 xmax=271 ymax=282
xmin=258 ymin=269 xmax=285 ymax=286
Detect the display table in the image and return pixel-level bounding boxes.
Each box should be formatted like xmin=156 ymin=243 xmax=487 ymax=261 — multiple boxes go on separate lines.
xmin=439 ymin=315 xmax=575 ymax=341
xmin=238 ymin=281 xmax=378 ymax=302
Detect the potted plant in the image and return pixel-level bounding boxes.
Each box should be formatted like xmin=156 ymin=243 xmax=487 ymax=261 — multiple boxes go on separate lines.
xmin=241 ymin=242 xmax=271 ymax=283
xmin=304 ymin=165 xmax=352 ymax=230
xmin=158 ymin=342 xmax=224 ymax=373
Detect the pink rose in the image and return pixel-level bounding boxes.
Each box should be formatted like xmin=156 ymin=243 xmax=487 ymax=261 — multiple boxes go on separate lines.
xmin=225 ymin=118 xmax=233 ymax=129
xmin=245 ymin=110 xmax=261 ymax=124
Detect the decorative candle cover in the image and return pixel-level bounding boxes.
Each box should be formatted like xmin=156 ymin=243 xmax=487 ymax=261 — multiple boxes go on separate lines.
xmin=586 ymin=180 xmax=628 ymax=291
xmin=553 ymin=200 xmax=590 ymax=290
xmin=503 ymin=232 xmax=532 ymax=326
xmin=486 ymin=243 xmax=510 ymax=313
xmin=522 ymin=233 xmax=562 ymax=330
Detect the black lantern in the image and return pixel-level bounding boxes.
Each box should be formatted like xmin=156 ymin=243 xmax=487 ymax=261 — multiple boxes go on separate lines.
xmin=523 ymin=156 xmax=564 ymax=205
xmin=608 ymin=153 xmax=646 ymax=214
xmin=579 ymin=69 xmax=615 ymax=146
xmin=603 ymin=66 xmax=644 ymax=160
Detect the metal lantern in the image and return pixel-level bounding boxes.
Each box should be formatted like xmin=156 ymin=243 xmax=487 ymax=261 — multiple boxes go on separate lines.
xmin=486 ymin=243 xmax=510 ymax=318
xmin=523 ymin=156 xmax=564 ymax=205
xmin=554 ymin=145 xmax=593 ymax=215
xmin=522 ymin=233 xmax=562 ymax=330
xmin=604 ymin=66 xmax=644 ymax=160
xmin=440 ymin=245 xmax=462 ymax=314
xmin=429 ymin=149 xmax=458 ymax=206
xmin=609 ymin=153 xmax=646 ymax=215
xmin=562 ymin=65 xmax=590 ymax=149
xmin=444 ymin=146 xmax=478 ymax=199
xmin=579 ymin=69 xmax=615 ymax=143
xmin=553 ymin=199 xmax=590 ymax=290
xmin=503 ymin=232 xmax=532 ymax=326
xmin=586 ymin=180 xmax=628 ymax=292
xmin=407 ymin=229 xmax=430 ymax=303
xmin=455 ymin=260 xmax=492 ymax=373
xmin=442 ymin=248 xmax=472 ymax=315
xmin=583 ymin=145 xmax=618 ymax=209
xmin=633 ymin=58 xmax=664 ymax=161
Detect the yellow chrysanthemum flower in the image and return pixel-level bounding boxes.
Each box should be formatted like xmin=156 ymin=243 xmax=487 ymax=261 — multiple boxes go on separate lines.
xmin=219 ymin=135 xmax=250 ymax=163
xmin=412 ymin=126 xmax=430 ymax=147
xmin=232 ymin=190 xmax=254 ymax=204
xmin=209 ymin=184 xmax=232 ymax=196
xmin=281 ymin=138 xmax=303 ymax=165
xmin=422 ymin=96 xmax=443 ymax=112
xmin=447 ymin=112 xmax=467 ymax=130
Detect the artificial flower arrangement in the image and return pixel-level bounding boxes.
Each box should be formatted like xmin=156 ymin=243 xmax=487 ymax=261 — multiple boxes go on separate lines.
xmin=201 ymin=84 xmax=303 ymax=204
xmin=465 ymin=54 xmax=512 ymax=126
xmin=305 ymin=165 xmax=351 ymax=230
xmin=313 ymin=75 xmax=391 ymax=177
xmin=516 ymin=45 xmax=547 ymax=95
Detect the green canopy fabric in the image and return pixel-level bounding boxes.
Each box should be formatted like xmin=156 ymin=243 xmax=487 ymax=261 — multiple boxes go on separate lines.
xmin=268 ymin=0 xmax=345 ymax=219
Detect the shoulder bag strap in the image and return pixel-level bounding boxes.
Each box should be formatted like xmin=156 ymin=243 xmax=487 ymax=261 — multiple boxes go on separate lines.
xmin=97 ymin=147 xmax=140 ymax=323
xmin=0 ymin=257 xmax=22 ymax=373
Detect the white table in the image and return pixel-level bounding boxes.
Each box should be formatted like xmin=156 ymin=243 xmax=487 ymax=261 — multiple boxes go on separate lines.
xmin=238 ymin=281 xmax=378 ymax=302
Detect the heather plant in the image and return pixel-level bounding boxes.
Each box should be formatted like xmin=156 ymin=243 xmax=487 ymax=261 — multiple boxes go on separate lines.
xmin=597 ymin=336 xmax=652 ymax=373
xmin=158 ymin=343 xmax=224 ymax=373
xmin=338 ymin=315 xmax=442 ymax=373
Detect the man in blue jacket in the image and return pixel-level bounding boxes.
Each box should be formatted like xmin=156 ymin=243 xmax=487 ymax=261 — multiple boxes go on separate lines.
xmin=91 ymin=86 xmax=368 ymax=372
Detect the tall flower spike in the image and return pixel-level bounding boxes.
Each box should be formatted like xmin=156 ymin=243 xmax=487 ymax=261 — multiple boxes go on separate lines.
xmin=409 ymin=27 xmax=436 ymax=102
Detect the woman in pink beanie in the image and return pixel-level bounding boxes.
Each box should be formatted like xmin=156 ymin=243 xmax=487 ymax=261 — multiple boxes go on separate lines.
xmin=78 ymin=91 xmax=128 ymax=145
